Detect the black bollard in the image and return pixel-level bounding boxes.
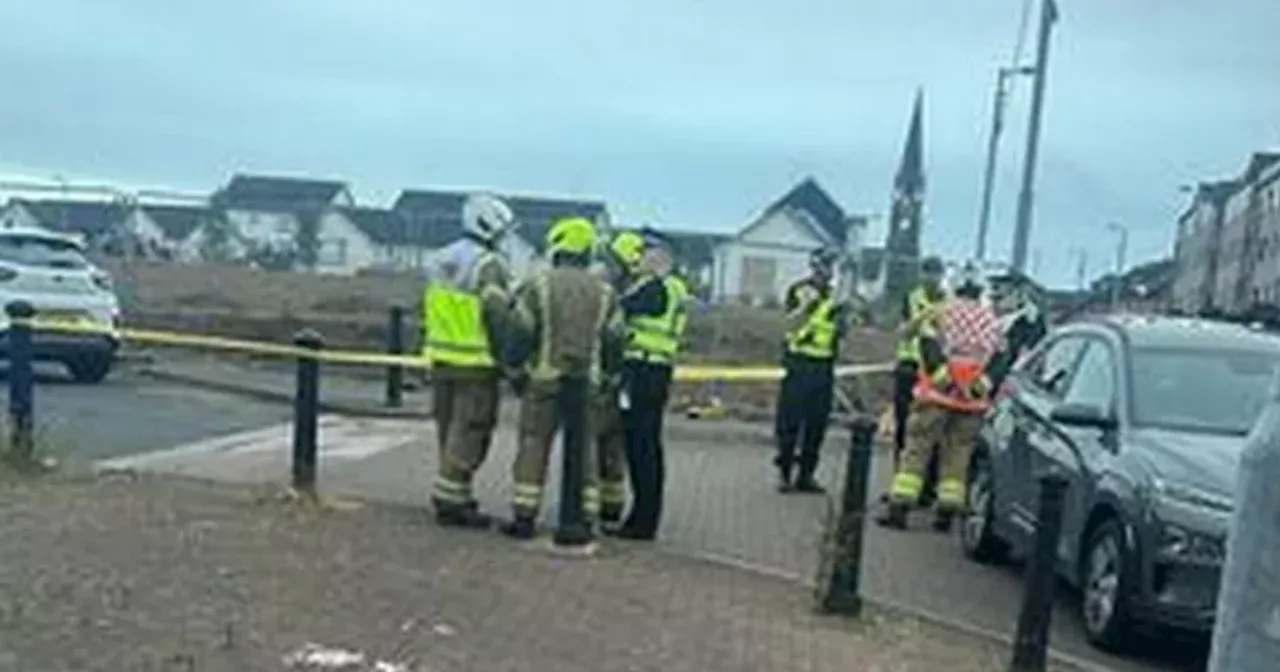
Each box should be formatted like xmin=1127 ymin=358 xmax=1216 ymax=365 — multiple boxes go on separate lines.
xmin=385 ymin=306 xmax=405 ymax=408
xmin=5 ymin=301 xmax=36 ymax=461
xmin=1009 ymin=474 xmax=1070 ymax=672
xmin=553 ymin=375 xmax=592 ymax=546
xmin=291 ymin=329 xmax=324 ymax=493
xmin=818 ymin=413 xmax=879 ymax=615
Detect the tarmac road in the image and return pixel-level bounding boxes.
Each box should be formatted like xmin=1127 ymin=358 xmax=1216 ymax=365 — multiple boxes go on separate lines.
xmin=0 ymin=361 xmax=291 ymax=461
xmin=8 ymin=358 xmax=1210 ymax=672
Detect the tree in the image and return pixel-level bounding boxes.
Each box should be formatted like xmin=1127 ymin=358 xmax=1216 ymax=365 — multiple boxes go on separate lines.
xmin=294 ymin=210 xmax=321 ymax=271
xmin=198 ymin=215 xmax=238 ymax=264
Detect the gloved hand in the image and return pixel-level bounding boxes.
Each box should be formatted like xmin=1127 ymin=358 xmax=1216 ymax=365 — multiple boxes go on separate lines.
xmin=967 ymin=374 xmax=993 ymax=400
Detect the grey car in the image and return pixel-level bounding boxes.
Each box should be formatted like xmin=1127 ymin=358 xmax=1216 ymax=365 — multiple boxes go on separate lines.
xmin=960 ymin=314 xmax=1280 ymax=651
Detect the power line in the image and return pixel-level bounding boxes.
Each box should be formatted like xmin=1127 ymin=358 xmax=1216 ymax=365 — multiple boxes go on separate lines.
xmin=1010 ymin=0 xmax=1034 ymax=67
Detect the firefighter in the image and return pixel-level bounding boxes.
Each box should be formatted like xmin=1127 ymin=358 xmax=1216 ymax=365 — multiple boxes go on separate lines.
xmin=887 ymin=256 xmax=948 ymax=505
xmin=423 ymin=192 xmax=516 ymax=528
xmin=878 ymin=264 xmax=1001 ymax=531
xmin=609 ymin=228 xmax=679 ymax=541
xmin=499 ymin=217 xmax=624 ymax=540
xmin=774 ymin=248 xmax=847 ymax=493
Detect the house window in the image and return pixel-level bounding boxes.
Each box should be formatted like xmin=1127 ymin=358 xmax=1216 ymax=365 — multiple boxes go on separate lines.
xmin=740 ymin=256 xmax=777 ymax=305
xmin=318 ymin=238 xmax=348 ymax=266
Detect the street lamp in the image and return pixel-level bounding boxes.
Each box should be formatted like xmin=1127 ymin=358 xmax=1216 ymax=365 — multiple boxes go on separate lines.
xmin=1107 ymin=222 xmax=1129 ymax=311
xmin=974 ymin=64 xmax=1036 ymax=262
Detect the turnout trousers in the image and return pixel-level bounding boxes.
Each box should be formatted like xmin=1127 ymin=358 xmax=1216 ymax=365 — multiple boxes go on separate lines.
xmin=430 ymin=369 xmax=501 ymax=512
xmin=510 ymin=379 xmax=600 ymax=523
xmin=888 ymin=402 xmax=983 ymax=514
xmin=891 ymin=359 xmax=940 ymax=503
xmin=594 ymin=387 xmax=628 ymax=522
xmin=621 ymin=360 xmax=673 ymax=538
xmin=774 ymin=355 xmax=835 ymax=483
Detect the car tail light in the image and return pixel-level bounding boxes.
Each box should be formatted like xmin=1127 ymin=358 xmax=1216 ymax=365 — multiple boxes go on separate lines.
xmin=92 ymin=272 xmax=113 ymax=291
xmin=0 ymin=267 xmax=17 ymax=282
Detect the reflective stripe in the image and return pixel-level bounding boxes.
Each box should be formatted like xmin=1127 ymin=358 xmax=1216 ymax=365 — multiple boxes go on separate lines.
xmin=433 ymin=476 xmax=473 ymax=503
xmin=890 ymin=472 xmax=923 ymax=501
xmin=513 ymin=482 xmax=542 ymax=511
xmin=600 ymin=481 xmax=627 ymax=505
xmin=937 ymin=478 xmax=966 ymax=509
xmin=583 ymin=486 xmax=601 ymax=518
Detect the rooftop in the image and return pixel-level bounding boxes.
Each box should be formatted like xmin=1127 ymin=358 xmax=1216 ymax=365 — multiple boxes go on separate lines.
xmin=214 ymin=174 xmax=349 ymax=213
xmin=10 ymin=198 xmax=127 ymax=236
xmin=140 ymin=204 xmax=210 ymax=241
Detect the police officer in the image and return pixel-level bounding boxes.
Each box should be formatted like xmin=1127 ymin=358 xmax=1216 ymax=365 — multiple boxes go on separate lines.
xmin=879 ymin=265 xmax=1000 ymax=531
xmin=423 ymin=192 xmax=515 ymax=528
xmin=608 ymin=228 xmax=679 ymax=541
xmin=774 ymin=248 xmax=846 ymax=493
xmin=888 ymin=256 xmax=947 ymax=505
xmin=987 ymin=272 xmax=1048 ymax=390
xmin=499 ymin=217 xmax=624 ymax=540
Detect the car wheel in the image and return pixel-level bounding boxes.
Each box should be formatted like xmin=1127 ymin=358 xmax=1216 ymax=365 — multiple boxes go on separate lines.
xmin=65 ymin=354 xmax=113 ymax=384
xmin=1080 ymin=518 xmax=1136 ymax=651
xmin=959 ymin=453 xmax=1009 ymax=563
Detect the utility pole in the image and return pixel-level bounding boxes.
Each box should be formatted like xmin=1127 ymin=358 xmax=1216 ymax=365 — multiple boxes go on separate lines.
xmin=1072 ymin=248 xmax=1088 ymax=291
xmin=975 ymin=65 xmax=1034 ymax=262
xmin=1107 ymin=222 xmax=1128 ymax=311
xmin=1009 ymin=0 xmax=1060 ymax=274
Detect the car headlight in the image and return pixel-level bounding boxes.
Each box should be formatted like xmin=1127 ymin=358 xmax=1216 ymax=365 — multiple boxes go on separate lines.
xmin=1157 ymin=523 xmax=1226 ymax=564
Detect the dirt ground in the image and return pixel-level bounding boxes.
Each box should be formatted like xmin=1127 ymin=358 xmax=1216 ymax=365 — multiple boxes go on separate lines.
xmin=0 ymin=471 xmax=1078 ymax=672
xmin=101 ymin=260 xmax=899 ymax=412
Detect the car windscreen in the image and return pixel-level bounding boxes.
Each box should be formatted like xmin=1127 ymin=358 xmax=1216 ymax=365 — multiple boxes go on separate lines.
xmin=0 ymin=235 xmax=89 ymax=270
xmin=1130 ymin=346 xmax=1280 ymax=436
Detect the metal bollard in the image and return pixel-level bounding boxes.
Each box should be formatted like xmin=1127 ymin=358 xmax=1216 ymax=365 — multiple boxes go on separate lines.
xmin=291 ymin=329 xmax=324 ymax=494
xmin=385 ymin=306 xmax=405 ymax=408
xmin=1208 ymin=396 xmax=1280 ymax=671
xmin=818 ymin=413 xmax=879 ymax=615
xmin=1009 ymin=474 xmax=1069 ymax=672
xmin=553 ymin=375 xmax=592 ymax=547
xmin=5 ymin=301 xmax=36 ymax=461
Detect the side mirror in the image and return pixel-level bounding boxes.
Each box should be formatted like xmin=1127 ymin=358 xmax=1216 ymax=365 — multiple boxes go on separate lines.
xmin=1050 ymin=402 xmax=1118 ymax=431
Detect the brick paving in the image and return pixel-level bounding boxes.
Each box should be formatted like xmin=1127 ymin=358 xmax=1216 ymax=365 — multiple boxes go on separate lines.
xmin=0 ymin=473 xmax=1077 ymax=672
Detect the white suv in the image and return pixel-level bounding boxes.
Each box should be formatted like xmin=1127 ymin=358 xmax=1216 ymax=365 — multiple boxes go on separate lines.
xmin=0 ymin=226 xmax=122 ymax=383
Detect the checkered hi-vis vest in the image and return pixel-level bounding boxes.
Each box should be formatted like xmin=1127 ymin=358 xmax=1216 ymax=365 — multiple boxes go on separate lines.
xmin=912 ymin=298 xmax=1002 ymax=413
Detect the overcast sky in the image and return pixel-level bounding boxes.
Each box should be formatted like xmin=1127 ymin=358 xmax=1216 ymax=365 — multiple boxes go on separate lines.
xmin=1 ymin=0 xmax=1277 ymax=287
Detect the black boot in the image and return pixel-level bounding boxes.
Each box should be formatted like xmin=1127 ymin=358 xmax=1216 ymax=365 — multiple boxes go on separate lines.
xmin=931 ymin=509 xmax=955 ymax=533
xmin=434 ymin=501 xmax=493 ymax=529
xmin=794 ymin=473 xmax=826 ymax=494
xmin=875 ymin=501 xmax=910 ymax=530
xmin=600 ymin=507 xmax=624 ymax=536
xmin=499 ymin=515 xmax=537 ymax=540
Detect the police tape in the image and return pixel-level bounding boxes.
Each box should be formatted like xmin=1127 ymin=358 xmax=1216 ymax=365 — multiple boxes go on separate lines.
xmin=14 ymin=318 xmax=895 ymax=382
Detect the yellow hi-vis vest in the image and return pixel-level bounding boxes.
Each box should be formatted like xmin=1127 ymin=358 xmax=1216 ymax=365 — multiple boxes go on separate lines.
xmin=667 ymin=275 xmax=691 ymax=344
xmin=625 ymin=276 xmax=682 ymax=364
xmin=422 ymin=251 xmax=499 ymax=369
xmin=896 ymin=287 xmax=943 ymax=363
xmin=786 ymin=297 xmax=838 ymax=360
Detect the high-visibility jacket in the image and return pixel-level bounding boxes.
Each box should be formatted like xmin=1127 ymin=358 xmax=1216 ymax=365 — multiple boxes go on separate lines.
xmin=785 ymin=296 xmax=838 ymax=360
xmin=896 ymin=286 xmax=945 ymax=363
xmin=422 ymin=242 xmax=505 ymax=369
xmin=625 ymin=275 xmax=682 ymax=364
xmin=511 ymin=266 xmax=621 ymax=384
xmin=666 ymin=275 xmax=692 ymax=345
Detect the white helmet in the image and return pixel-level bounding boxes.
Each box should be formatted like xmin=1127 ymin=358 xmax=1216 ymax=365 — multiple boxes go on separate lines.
xmin=462 ymin=192 xmax=514 ymax=244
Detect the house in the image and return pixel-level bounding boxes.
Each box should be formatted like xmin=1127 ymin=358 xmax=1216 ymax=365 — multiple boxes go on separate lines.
xmin=1171 ymin=151 xmax=1280 ymax=317
xmin=0 ymin=197 xmax=151 ymax=254
xmin=710 ymin=177 xmax=866 ymax=304
xmin=207 ymin=173 xmax=356 ymax=269
xmin=392 ymin=189 xmax=610 ymax=278
xmin=138 ymin=204 xmax=229 ymax=262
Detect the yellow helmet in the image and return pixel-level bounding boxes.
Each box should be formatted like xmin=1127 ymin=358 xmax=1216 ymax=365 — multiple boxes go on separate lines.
xmin=609 ymin=230 xmax=646 ymax=269
xmin=545 ymin=216 xmax=597 ymax=256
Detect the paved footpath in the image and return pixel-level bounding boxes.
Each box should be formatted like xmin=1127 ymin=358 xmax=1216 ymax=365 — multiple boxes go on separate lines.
xmin=0 ymin=472 xmax=1077 ymax=672
xmin=100 ymin=412 xmax=1207 ymax=672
